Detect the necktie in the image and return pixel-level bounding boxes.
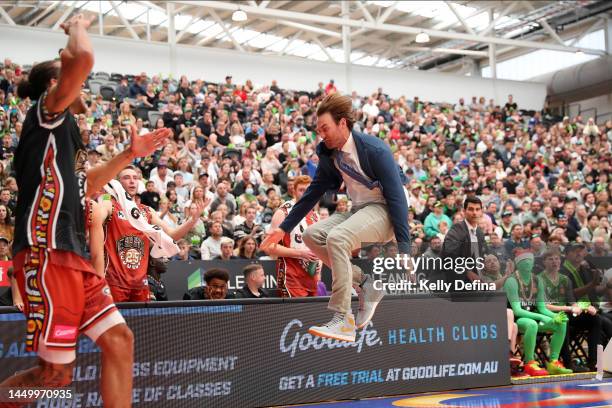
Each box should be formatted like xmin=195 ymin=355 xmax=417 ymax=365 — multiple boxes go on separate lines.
xmin=335 ymin=151 xmax=381 ymax=191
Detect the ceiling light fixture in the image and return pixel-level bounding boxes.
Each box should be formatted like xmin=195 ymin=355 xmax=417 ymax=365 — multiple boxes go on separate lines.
xmin=232 ymin=8 xmax=247 ymax=22
xmin=415 ymin=31 xmax=430 ymax=43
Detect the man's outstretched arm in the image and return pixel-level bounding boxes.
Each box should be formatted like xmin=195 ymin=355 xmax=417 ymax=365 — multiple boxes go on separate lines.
xmin=86 ymin=125 xmax=171 ymax=197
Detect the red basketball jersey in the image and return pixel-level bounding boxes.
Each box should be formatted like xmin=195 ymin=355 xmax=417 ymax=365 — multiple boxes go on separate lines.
xmin=276 ymin=200 xmax=319 ymax=296
xmin=104 ymin=197 xmax=152 ymax=290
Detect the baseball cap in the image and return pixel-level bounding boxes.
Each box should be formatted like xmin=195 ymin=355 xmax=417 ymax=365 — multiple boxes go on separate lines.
xmin=0 ymin=236 xmax=9 ymax=244
xmin=557 ymin=212 xmax=567 ymax=220
xmin=502 ymin=211 xmax=513 ymax=217
xmin=565 ymin=243 xmax=586 ymax=253
xmin=434 ymin=202 xmax=443 ymax=208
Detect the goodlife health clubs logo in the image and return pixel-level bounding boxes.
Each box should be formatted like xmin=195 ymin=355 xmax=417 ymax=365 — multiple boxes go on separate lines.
xmin=280 ymin=319 xmax=382 ymax=358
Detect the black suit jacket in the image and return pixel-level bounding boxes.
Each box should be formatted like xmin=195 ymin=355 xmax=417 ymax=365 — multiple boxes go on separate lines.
xmin=440 ymin=221 xmax=486 ymax=285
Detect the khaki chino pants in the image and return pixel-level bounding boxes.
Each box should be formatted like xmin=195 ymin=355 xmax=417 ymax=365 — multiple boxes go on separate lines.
xmin=303 ymin=203 xmax=395 ymax=314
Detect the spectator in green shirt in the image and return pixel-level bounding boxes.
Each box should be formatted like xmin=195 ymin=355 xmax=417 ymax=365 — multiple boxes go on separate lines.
xmin=539 ymin=249 xmax=601 ymax=372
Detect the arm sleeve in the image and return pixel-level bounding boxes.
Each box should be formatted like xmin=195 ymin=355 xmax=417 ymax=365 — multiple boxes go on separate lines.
xmin=536 ymin=278 xmax=556 ymax=317
xmin=504 ymin=277 xmax=547 ymax=321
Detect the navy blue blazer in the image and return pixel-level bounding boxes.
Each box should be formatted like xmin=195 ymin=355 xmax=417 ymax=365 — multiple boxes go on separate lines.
xmin=279 ymin=130 xmax=410 ymax=253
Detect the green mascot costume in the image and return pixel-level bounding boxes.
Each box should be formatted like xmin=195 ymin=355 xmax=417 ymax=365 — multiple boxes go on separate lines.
xmin=503 ymin=249 xmax=573 ymax=376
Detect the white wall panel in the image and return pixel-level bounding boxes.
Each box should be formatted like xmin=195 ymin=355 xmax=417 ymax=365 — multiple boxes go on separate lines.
xmin=0 ymin=25 xmax=547 ymax=109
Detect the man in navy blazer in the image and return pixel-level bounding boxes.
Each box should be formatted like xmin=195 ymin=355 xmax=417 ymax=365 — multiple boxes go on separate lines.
xmin=261 ymin=94 xmax=410 ymax=342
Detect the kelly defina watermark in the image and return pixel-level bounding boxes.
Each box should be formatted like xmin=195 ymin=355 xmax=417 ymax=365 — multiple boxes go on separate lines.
xmin=370 ymin=254 xmax=493 ymax=293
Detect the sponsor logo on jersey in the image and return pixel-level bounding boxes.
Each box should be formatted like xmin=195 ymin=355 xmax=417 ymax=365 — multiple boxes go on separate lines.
xmin=117 ymin=235 xmax=145 ymax=270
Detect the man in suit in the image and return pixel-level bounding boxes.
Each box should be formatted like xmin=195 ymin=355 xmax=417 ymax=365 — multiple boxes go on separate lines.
xmin=261 ymin=93 xmax=410 ymax=343
xmin=441 ymin=196 xmax=486 ymax=286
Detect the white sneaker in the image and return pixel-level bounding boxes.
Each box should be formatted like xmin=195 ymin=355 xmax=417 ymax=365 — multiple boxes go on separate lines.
xmin=308 ymin=312 xmax=356 ymax=342
xmin=356 ymin=275 xmax=384 ymax=329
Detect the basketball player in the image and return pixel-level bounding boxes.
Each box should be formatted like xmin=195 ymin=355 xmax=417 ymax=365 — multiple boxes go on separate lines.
xmin=0 ymin=14 xmax=171 ymax=407
xmin=263 ymin=175 xmax=320 ymax=297
xmin=96 ymin=165 xmax=205 ymax=302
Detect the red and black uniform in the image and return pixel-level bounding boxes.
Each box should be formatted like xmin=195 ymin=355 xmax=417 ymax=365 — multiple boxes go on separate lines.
xmin=276 ymin=201 xmax=319 ymax=297
xmin=12 ymin=92 xmax=122 ymax=364
xmin=104 ymin=196 xmax=152 ymax=302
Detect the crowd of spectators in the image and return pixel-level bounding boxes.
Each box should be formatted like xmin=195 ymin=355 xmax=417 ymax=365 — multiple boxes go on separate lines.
xmin=0 ymin=57 xmax=611 ymax=285
xmin=2 ymin=55 xmax=612 ymax=372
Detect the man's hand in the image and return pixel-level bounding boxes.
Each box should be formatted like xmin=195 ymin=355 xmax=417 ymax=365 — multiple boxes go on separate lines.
xmin=189 ymin=201 xmax=205 ymax=220
xmin=571 ymin=305 xmax=582 ymax=316
xmin=60 ymin=13 xmax=95 ymax=35
xmin=587 ymin=305 xmax=597 ymax=315
xmin=128 ymin=125 xmax=172 ymax=159
xmin=13 ymin=300 xmax=23 ymax=312
xmin=261 ymin=227 xmax=285 ymax=251
xmin=298 ymin=249 xmax=318 ymax=262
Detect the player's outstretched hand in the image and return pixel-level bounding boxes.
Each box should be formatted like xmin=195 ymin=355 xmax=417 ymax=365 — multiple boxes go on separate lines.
xmin=261 ymin=228 xmax=285 ymax=251
xmin=60 ymin=13 xmax=95 ymax=35
xmin=128 ymin=125 xmax=172 ymax=159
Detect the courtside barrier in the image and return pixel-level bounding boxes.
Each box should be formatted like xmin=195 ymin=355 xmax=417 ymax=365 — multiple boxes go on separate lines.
xmin=0 ymin=292 xmax=510 ymax=407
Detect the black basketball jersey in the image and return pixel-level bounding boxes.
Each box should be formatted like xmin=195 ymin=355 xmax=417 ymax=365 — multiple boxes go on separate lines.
xmin=13 ymin=92 xmax=89 ymax=259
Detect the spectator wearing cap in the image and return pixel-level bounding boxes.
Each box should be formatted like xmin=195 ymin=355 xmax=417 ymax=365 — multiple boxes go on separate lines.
xmin=503 ymin=170 xmax=518 ymax=195
xmin=554 ymin=212 xmax=573 ymax=242
xmin=424 ymin=201 xmax=452 ymax=239
xmin=236 ymin=264 xmax=269 ymax=298
xmin=439 ymin=175 xmax=454 ymax=198
xmin=184 ymin=268 xmax=235 ymax=300
xmin=213 ymin=237 xmax=238 ymax=261
xmin=408 ymin=182 xmax=425 ymax=215
xmin=178 ymin=105 xmax=197 ymax=140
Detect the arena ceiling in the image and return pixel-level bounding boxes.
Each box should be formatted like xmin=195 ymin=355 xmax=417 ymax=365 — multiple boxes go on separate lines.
xmin=1 ymin=1 xmax=610 ymax=75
